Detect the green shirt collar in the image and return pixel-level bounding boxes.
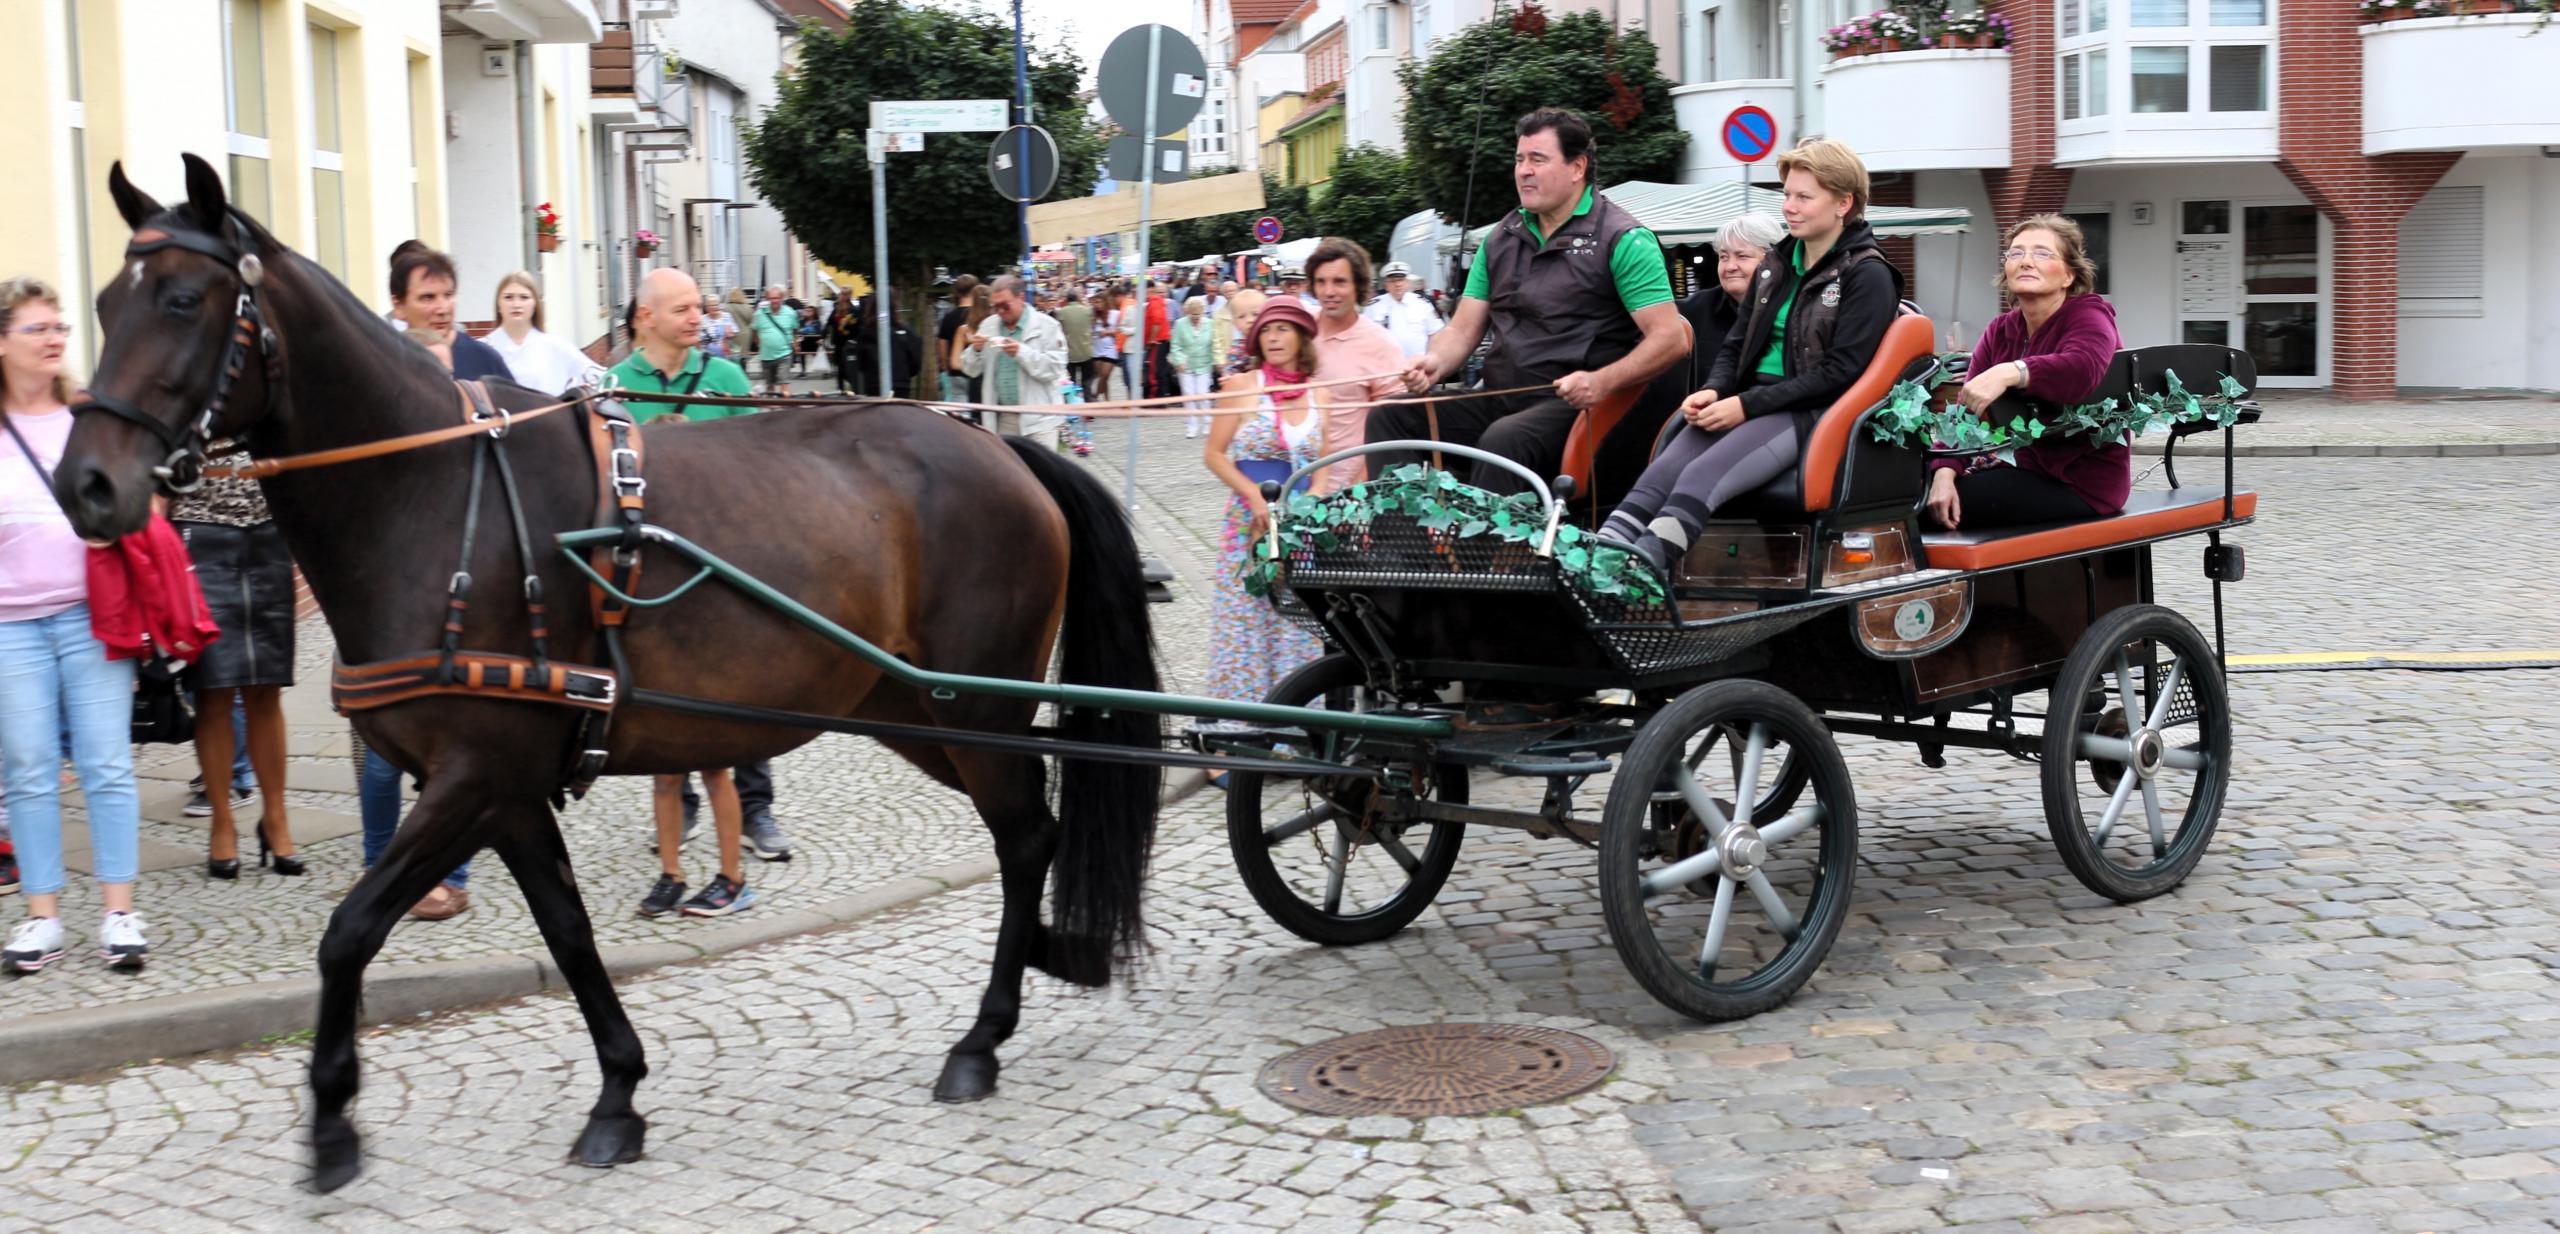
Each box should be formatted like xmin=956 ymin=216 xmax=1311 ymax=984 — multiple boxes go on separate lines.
xmin=1520 ymin=185 xmax=1597 ymax=246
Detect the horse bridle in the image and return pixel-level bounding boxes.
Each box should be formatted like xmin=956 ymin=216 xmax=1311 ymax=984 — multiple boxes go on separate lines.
xmin=74 ymin=220 xmax=281 ymax=494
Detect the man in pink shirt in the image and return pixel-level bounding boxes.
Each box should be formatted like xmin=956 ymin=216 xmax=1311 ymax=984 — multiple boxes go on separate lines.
xmin=1304 ymin=239 xmax=1406 ymax=493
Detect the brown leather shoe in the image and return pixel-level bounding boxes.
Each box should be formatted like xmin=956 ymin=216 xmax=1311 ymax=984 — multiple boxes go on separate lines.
xmin=409 ymin=885 xmax=471 ymax=920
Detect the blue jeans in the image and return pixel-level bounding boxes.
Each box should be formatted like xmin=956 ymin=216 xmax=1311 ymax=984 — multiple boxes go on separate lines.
xmin=360 ymin=747 xmax=468 ymax=890
xmin=0 ymin=605 xmax=141 ymax=896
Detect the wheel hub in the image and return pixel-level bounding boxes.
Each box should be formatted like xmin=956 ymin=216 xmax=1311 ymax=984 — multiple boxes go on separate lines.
xmin=1718 ymin=824 xmax=1767 ymax=879
xmin=2129 ymin=727 xmax=2166 ymax=782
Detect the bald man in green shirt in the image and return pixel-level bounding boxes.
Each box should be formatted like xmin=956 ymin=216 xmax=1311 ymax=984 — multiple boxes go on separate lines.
xmin=1364 ymin=107 xmax=1688 ymax=500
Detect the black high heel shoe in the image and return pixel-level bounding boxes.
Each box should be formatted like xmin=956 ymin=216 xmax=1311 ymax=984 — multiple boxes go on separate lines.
xmin=206 ymin=855 xmax=240 ymax=880
xmin=257 ymin=820 xmax=306 ymax=877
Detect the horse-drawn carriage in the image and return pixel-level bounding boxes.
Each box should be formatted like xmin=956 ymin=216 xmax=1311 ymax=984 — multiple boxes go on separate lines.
xmin=1205 ymin=314 xmax=2259 ymax=1022
xmin=62 ymin=156 xmax=2262 ymax=1183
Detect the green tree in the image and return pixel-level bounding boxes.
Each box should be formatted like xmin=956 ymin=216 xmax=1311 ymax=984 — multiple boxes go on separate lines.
xmin=743 ymin=2 xmax=1104 ymax=294
xmin=1397 ymin=2 xmax=1686 ymax=230
xmin=1313 ymin=144 xmax=1425 ymax=267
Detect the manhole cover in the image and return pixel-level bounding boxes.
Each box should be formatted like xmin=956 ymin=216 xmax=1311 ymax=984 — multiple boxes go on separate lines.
xmin=1257 ymin=1023 xmax=1615 ymax=1118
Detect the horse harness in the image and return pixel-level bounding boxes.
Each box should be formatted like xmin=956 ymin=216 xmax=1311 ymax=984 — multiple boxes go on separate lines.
xmin=328 ymin=383 xmax=651 ymax=799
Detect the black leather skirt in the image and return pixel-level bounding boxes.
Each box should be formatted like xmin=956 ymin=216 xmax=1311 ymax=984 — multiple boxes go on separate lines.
xmin=176 ymin=520 xmax=297 ymax=689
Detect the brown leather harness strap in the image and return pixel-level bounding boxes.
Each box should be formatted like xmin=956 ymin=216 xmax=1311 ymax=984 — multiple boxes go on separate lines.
xmin=581 ymin=399 xmax=646 ymax=626
xmin=332 ymin=652 xmax=616 ymax=715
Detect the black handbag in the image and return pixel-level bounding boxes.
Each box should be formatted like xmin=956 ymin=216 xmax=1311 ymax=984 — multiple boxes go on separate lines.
xmin=5 ymin=416 xmax=197 ymax=746
xmin=131 ymin=651 xmax=198 ymax=745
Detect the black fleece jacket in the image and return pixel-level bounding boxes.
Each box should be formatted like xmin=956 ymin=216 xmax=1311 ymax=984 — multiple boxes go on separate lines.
xmin=1703 ymin=219 xmax=1906 ymax=421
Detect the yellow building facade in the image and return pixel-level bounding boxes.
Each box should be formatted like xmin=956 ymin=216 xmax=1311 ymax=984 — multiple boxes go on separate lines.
xmin=0 ymin=0 xmax=457 ymax=370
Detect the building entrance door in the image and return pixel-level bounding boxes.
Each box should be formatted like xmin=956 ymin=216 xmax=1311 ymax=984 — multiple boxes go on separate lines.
xmin=2176 ymin=198 xmax=2324 ymax=388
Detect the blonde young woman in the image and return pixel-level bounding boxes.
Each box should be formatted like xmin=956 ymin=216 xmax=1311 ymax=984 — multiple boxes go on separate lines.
xmin=486 ymin=272 xmax=603 ymax=396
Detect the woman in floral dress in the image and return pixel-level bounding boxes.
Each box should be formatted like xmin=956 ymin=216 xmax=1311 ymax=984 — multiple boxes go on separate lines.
xmin=1201 ymin=298 xmax=1326 ymax=717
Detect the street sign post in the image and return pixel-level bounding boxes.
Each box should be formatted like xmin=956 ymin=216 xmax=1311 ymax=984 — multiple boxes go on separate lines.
xmin=1096 ymin=23 xmax=1207 ymax=519
xmin=1104 ymin=136 xmax=1188 ymax=185
xmin=1721 ymin=104 xmax=1778 ymax=209
xmin=864 ymin=100 xmax=1009 ymax=399
xmin=1253 ymin=216 xmax=1283 ymax=245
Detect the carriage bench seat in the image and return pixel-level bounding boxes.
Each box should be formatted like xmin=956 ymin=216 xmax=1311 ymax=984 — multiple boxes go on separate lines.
xmin=1920 ymin=486 xmax=2257 ymax=573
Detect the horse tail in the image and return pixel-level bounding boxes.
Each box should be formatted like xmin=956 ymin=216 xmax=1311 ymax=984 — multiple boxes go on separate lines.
xmin=1002 ymin=435 xmax=1161 ymax=987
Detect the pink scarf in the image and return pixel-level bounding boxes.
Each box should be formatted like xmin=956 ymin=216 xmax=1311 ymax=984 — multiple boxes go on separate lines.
xmin=1264 ymin=363 xmax=1309 ymax=405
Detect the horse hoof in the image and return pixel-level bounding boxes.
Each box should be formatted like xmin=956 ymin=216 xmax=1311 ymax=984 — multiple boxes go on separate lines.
xmin=310 ymin=1117 xmax=363 ymax=1194
xmin=932 ymin=1053 xmax=999 ymax=1103
xmin=569 ymin=1114 xmax=647 ymax=1168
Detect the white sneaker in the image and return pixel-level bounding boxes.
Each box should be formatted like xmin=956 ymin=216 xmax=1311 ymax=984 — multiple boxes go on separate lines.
xmin=5 ymin=917 xmax=66 ymax=973
xmin=98 ymin=911 xmax=148 ymax=969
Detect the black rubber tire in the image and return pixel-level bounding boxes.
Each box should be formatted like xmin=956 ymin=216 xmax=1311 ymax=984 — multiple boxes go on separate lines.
xmin=1600 ymin=679 xmax=1857 ymax=1022
xmin=2041 ymin=604 xmax=2232 ymax=902
xmin=1226 ymin=655 xmax=1467 ymax=946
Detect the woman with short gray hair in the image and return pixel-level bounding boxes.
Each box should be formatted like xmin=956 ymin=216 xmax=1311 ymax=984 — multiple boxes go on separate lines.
xmin=1614 ymin=212 xmax=1787 ymax=496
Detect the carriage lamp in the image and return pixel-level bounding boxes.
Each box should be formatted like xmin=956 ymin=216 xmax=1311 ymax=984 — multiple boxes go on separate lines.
xmin=1838 ymin=532 xmax=1876 ymax=567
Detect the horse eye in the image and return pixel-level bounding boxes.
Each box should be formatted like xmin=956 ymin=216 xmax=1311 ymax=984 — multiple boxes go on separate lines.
xmin=168 ymin=291 xmax=203 ymax=314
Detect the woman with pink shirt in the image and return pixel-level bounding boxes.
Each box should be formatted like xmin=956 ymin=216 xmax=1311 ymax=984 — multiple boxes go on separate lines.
xmin=0 ymin=277 xmax=149 ymax=973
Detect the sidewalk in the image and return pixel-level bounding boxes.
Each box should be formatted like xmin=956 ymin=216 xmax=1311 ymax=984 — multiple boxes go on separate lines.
xmin=2199 ymin=390 xmax=2560 ymax=456
xmin=5 ymin=366 xmax=2544 ymax=1085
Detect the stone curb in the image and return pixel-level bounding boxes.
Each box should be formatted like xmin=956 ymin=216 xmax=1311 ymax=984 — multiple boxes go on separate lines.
xmin=2216 ymin=441 xmax=2559 ymax=458
xmin=0 ymin=855 xmax=1000 ymax=1087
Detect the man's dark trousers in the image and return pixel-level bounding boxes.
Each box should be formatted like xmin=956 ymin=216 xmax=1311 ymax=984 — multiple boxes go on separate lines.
xmin=680 ymin=760 xmax=773 ymax=821
xmin=1362 ymin=389 xmax=1583 ymax=496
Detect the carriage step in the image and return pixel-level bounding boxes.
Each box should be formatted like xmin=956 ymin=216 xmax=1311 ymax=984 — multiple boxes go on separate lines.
xmin=1817 ymin=567 xmax=1961 ymax=597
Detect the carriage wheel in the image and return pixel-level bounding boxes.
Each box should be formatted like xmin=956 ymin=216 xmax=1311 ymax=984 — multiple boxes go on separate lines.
xmin=2041 ymin=605 xmax=2232 ymax=902
xmin=1226 ymin=655 xmax=1467 ymax=946
xmin=1600 ymin=680 xmax=1857 ymax=1022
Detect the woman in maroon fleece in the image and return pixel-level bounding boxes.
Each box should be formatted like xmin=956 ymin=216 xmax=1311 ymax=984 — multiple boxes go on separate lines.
xmin=1925 ymin=215 xmax=2124 ymax=530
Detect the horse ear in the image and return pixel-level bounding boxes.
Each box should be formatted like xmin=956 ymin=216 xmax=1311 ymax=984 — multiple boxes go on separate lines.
xmin=181 ymin=153 xmax=231 ymax=228
xmin=107 ymin=162 xmax=162 ymax=231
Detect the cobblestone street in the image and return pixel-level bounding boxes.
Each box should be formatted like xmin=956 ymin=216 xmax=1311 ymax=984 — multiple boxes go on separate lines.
xmin=1 ymin=407 xmax=2555 ymax=1232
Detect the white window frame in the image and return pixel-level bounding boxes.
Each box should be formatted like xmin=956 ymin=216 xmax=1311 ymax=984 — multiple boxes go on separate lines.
xmin=2058 ymin=0 xmax=2271 ymax=131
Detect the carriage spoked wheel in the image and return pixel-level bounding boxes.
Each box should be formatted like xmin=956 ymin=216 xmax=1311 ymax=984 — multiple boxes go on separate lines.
xmin=1226 ymin=655 xmax=1467 ymax=946
xmin=2042 ymin=604 xmax=2232 ymax=902
xmin=1600 ymin=680 xmax=1857 ymax=1022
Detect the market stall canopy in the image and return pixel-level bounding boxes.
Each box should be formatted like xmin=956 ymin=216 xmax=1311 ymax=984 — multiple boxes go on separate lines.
xmin=1459 ymin=180 xmax=1972 ymax=251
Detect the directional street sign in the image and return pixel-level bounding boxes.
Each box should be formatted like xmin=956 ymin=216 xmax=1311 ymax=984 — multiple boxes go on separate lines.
xmin=1721 ymin=105 xmax=1779 ymax=163
xmin=869 ymin=99 xmax=1007 ymax=134
xmin=988 ymin=124 xmax=1060 ymax=203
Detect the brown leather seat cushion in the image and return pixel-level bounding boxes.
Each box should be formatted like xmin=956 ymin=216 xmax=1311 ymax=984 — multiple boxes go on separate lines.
xmin=1921 ymin=487 xmax=2257 ymax=572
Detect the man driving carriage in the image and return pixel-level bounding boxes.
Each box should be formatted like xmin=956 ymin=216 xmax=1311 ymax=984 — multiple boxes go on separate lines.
xmin=1362 ymin=108 xmax=1689 ymax=501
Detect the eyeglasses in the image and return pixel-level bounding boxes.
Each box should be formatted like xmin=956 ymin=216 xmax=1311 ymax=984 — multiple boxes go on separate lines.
xmin=2003 ymin=247 xmax=2061 ymax=264
xmin=10 ymin=323 xmax=73 ymax=339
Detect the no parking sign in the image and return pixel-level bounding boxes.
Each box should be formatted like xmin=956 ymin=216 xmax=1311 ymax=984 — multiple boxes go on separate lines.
xmin=1721 ymin=106 xmax=1778 ymax=163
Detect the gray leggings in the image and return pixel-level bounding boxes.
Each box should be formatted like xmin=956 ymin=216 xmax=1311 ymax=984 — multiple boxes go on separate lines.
xmin=1610 ymin=414 xmax=1800 ymax=534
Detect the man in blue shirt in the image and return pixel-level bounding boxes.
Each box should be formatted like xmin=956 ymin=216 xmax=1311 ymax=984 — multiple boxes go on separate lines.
xmin=388 ymin=244 xmax=514 ymax=384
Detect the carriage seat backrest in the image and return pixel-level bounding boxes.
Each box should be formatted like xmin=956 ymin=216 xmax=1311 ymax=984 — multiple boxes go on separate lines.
xmin=1797 ymin=313 xmax=1937 ymax=513
xmin=1981 ymin=343 xmax=2256 ymax=430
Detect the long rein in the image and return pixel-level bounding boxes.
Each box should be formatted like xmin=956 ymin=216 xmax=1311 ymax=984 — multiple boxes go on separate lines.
xmin=202 ymin=370 xmax=1568 ymax=480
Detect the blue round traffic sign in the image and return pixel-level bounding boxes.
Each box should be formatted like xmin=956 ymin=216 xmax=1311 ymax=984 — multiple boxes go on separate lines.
xmin=1253 ymin=215 xmax=1283 ymax=245
xmin=1721 ymin=106 xmax=1778 ymax=163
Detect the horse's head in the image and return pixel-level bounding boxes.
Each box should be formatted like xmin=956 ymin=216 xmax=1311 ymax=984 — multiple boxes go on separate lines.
xmin=58 ymin=154 xmax=288 ymax=540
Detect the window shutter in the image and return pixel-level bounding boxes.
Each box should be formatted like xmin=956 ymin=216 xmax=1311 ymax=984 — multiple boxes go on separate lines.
xmin=2398 ymin=186 xmax=2483 ymax=318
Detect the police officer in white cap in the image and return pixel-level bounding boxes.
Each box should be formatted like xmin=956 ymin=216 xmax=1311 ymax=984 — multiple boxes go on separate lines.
xmin=1276 ymin=264 xmax=1320 ymax=314
xmin=1363 ymin=260 xmax=1444 ymax=360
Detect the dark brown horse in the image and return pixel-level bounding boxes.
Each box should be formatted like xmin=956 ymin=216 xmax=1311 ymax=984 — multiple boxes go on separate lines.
xmin=57 ymin=156 xmax=1161 ymax=1192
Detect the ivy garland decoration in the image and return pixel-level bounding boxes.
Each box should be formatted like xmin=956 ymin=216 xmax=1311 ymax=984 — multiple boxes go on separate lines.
xmin=1870 ymin=366 xmax=2253 ymax=454
xmin=1240 ymin=464 xmax=1670 ymax=607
